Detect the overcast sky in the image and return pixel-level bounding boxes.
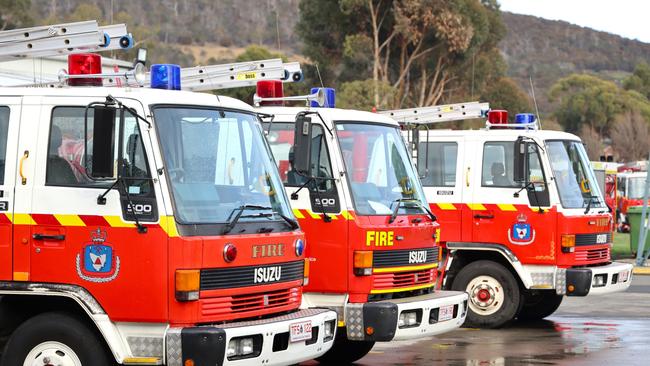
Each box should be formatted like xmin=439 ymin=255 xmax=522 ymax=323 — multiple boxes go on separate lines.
xmin=499 ymin=0 xmax=650 ymax=43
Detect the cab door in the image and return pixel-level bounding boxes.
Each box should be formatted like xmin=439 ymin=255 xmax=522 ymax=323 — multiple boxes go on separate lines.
xmin=0 ymin=98 xmax=21 ymax=281
xmin=416 ymin=132 xmax=466 ymax=243
xmin=470 ymin=137 xmax=556 ymax=263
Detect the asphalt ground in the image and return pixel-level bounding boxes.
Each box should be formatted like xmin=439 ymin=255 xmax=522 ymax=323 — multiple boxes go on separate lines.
xmin=305 ymin=275 xmax=650 ymax=366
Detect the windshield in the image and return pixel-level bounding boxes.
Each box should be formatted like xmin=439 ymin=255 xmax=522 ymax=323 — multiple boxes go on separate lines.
xmin=336 ymin=122 xmax=427 ymax=215
xmin=628 ymin=176 xmax=647 ymax=199
xmin=153 ymin=107 xmax=292 ymax=224
xmin=546 ymin=140 xmax=606 ymax=210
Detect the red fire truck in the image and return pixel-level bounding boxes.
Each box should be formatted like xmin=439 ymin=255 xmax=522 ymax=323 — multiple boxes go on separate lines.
xmin=255 ymin=82 xmax=468 ymax=363
xmin=0 ymin=37 xmax=336 ymax=365
xmin=381 ymin=103 xmax=633 ymax=328
xmin=617 ymin=171 xmax=648 ymax=232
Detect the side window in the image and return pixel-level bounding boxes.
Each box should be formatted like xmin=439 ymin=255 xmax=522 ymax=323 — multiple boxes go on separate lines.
xmin=309 ymin=125 xmax=335 ymax=192
xmin=0 ymin=107 xmax=10 ymax=184
xmin=266 ymin=122 xmax=335 ymax=192
xmin=526 ymin=143 xmax=550 ymax=206
xmin=417 ymin=142 xmax=458 ymax=187
xmin=482 ymin=142 xmax=518 ymax=188
xmin=121 ymin=112 xmax=152 ymax=196
xmin=46 ymin=107 xmax=151 ymax=190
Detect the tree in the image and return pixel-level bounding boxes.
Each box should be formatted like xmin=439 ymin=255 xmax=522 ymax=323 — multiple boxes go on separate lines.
xmin=296 ymin=0 xmax=507 ymax=109
xmin=479 ymin=77 xmax=531 ymax=116
xmin=549 ymin=74 xmax=650 ymax=136
xmin=0 ymin=0 xmax=32 ymax=30
xmin=611 ymin=111 xmax=650 ymax=162
xmin=623 ymin=62 xmax=650 ymax=99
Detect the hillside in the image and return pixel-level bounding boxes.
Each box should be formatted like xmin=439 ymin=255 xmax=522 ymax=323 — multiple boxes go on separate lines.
xmin=499 ymin=12 xmax=650 ymax=113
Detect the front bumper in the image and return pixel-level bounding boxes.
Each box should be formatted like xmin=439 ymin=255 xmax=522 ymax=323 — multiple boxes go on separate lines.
xmin=165 ymin=308 xmax=337 ymax=366
xmin=344 ymin=291 xmax=468 ymax=341
xmin=557 ymin=262 xmax=633 ymax=296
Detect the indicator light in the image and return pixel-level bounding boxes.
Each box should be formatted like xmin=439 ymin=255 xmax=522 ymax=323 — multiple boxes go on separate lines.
xmin=150 ymin=64 xmax=181 ymax=90
xmin=67 ymin=53 xmax=102 ymax=86
xmin=223 ymin=243 xmax=237 ymax=263
xmin=310 ymin=87 xmax=336 ymax=108
xmin=256 ymin=80 xmax=284 ymax=106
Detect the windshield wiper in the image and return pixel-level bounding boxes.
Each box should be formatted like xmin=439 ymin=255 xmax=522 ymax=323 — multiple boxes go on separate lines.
xmin=276 ymin=212 xmax=299 ymax=230
xmin=222 ymin=205 xmax=272 ymax=234
xmin=389 ymin=198 xmax=437 ymax=224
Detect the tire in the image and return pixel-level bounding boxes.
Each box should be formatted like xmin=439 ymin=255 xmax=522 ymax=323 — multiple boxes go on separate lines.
xmin=317 ymin=327 xmax=375 ymax=364
xmin=0 ymin=312 xmax=112 ymax=366
xmin=517 ymin=290 xmax=563 ymax=321
xmin=451 ymin=260 xmax=522 ymax=329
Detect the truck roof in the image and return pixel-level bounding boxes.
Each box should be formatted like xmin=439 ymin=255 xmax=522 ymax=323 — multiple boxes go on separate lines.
xmin=0 ymin=86 xmax=254 ymax=112
xmin=421 ymin=128 xmax=581 ymax=142
xmin=256 ymin=106 xmax=399 ymax=127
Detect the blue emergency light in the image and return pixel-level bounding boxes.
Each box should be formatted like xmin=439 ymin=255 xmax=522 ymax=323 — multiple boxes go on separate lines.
xmin=310 ymin=87 xmax=336 ymax=108
xmin=150 ymin=64 xmax=181 ymax=90
xmin=515 ymin=113 xmax=536 ymax=130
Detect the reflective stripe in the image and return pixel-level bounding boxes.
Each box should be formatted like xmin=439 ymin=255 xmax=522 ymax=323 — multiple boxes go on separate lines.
xmin=467 ymin=203 xmax=487 ymax=211
xmin=54 ymin=214 xmax=86 ymax=226
xmin=292 ymin=208 xmax=305 ymax=219
xmin=372 ymin=263 xmax=438 ymax=274
xmin=370 ymin=283 xmax=434 ymax=294
xmin=437 ymin=203 xmax=457 ymax=210
xmin=104 ymin=215 xmax=136 ymax=228
xmin=497 ymin=203 xmax=517 ymax=211
xmin=10 ymin=213 xmax=36 ymax=225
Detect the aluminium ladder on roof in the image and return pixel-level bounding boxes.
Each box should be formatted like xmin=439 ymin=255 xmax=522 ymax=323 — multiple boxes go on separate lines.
xmin=0 ymin=21 xmax=132 ymax=61
xmin=379 ymin=101 xmax=490 ymax=125
xmin=175 ymin=58 xmax=303 ymax=91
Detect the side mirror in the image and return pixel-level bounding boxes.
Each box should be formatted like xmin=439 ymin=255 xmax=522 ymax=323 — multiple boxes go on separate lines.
xmin=513 ymin=136 xmax=526 ymax=183
xmin=86 ymin=105 xmax=117 ymax=179
xmin=292 ymin=114 xmax=312 ymax=175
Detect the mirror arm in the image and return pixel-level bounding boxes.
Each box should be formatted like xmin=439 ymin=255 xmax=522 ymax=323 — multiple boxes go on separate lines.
xmin=300 ymin=111 xmax=332 ymax=137
xmin=106 ymin=94 xmax=151 ymax=128
xmin=97 ymin=178 xmax=120 ymax=205
xmin=290 ymin=177 xmax=313 ymax=200
xmin=258 ymin=112 xmax=276 ymax=135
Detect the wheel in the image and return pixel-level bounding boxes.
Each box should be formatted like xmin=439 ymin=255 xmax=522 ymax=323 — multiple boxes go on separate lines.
xmin=518 ymin=290 xmax=563 ymax=321
xmin=451 ymin=260 xmax=522 ymax=328
xmin=1 ymin=312 xmax=111 ymax=366
xmin=317 ymin=327 xmax=375 ymax=364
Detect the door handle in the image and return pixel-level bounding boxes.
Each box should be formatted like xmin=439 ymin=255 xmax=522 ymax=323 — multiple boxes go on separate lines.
xmin=32 ymin=233 xmax=65 ymax=241
xmin=473 ymin=213 xmax=494 ymax=219
xmin=19 ymin=150 xmax=29 ymax=185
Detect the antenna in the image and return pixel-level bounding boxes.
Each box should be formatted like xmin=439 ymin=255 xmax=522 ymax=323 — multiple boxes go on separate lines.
xmin=529 ymin=75 xmax=542 ymax=129
xmin=315 ymin=63 xmax=324 ymax=88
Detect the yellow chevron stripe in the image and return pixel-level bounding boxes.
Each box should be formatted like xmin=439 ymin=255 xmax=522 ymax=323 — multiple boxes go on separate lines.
xmin=341 ymin=210 xmax=355 ymax=220
xmin=54 ymin=214 xmax=85 ymax=227
xmin=10 ymin=213 xmax=36 ymax=225
xmin=159 ymin=216 xmax=179 ymax=238
xmin=104 ymin=215 xmax=136 ymax=228
xmin=373 ymin=263 xmax=438 ymax=274
xmin=467 ymin=203 xmax=486 ymax=210
xmin=307 ymin=210 xmax=320 ymax=219
xmin=437 ymin=203 xmax=457 ymax=210
xmin=292 ymin=209 xmax=305 ymax=219
xmin=497 ymin=203 xmax=517 ymax=211
xmin=370 ymin=283 xmax=435 ymax=294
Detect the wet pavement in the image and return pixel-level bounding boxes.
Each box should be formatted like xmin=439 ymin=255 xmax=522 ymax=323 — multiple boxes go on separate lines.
xmin=307 ymin=276 xmax=650 ymax=366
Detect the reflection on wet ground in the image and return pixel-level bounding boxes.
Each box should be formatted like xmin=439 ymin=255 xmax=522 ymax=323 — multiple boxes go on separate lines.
xmin=350 ymin=317 xmax=649 ymax=366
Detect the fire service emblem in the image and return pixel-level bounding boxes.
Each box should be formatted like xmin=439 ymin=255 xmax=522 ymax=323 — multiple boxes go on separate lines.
xmin=507 ymin=214 xmax=536 ymax=245
xmin=76 ymin=228 xmax=121 ymax=283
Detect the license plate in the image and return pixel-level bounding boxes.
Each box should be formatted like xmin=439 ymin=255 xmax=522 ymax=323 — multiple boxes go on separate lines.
xmin=289 ymin=320 xmax=312 ymax=342
xmin=618 ymin=270 xmax=629 ymax=283
xmin=439 ymin=304 xmax=454 ymax=322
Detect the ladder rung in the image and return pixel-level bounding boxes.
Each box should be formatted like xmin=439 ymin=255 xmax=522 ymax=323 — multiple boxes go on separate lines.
xmin=0 ymin=20 xmax=98 ymax=44
xmin=0 ymin=31 xmax=105 ymax=59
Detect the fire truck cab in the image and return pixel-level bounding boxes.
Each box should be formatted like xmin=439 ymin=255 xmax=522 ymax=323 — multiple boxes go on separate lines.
xmin=401 ymin=109 xmax=633 ymax=328
xmin=257 ymin=84 xmax=468 ymax=363
xmin=0 ymin=57 xmax=337 ymax=366
xmin=616 ymin=171 xmax=648 ymax=232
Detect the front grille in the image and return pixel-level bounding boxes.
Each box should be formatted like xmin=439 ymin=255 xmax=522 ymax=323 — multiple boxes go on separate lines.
xmin=201 ymin=287 xmax=301 ymax=320
xmin=373 ymin=248 xmax=437 ymax=268
xmin=575 ymin=233 xmax=612 ymax=246
xmin=575 ymin=247 xmax=610 ymax=263
xmin=373 ymin=268 xmax=435 ymax=290
xmin=200 ymin=261 xmax=303 ymax=290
